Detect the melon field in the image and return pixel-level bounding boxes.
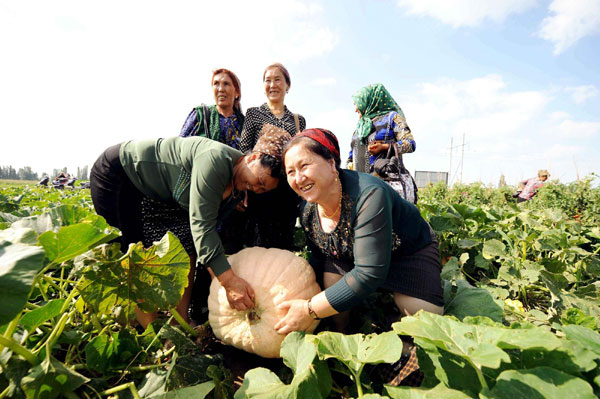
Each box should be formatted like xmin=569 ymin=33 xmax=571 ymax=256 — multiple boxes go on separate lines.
xmin=1 ymin=177 xmax=599 ymax=398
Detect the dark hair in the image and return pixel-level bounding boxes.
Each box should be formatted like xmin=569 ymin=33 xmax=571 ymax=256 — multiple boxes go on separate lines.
xmin=283 ymin=136 xmax=341 ymax=170
xmin=259 ymin=153 xmax=283 ymax=178
xmin=212 ymin=68 xmax=242 ymax=113
xmin=263 ymin=62 xmax=291 ymax=88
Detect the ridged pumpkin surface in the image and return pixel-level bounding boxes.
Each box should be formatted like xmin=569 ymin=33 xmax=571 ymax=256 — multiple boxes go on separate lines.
xmin=208 ymin=247 xmax=321 ymax=358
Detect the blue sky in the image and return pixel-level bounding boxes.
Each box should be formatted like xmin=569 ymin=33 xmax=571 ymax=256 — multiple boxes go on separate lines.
xmin=1 ymin=0 xmax=598 ymax=185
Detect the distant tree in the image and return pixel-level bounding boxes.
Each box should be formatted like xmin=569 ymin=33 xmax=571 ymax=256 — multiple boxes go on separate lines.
xmin=498 ymin=174 xmax=506 ymax=188
xmin=77 ymin=165 xmax=88 ymax=180
xmin=17 ymin=166 xmax=38 ymax=181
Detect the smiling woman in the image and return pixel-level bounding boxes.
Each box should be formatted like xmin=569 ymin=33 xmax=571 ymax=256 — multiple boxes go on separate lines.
xmin=89 ymin=129 xmax=291 ymax=329
xmin=239 ymin=63 xmax=307 ymax=250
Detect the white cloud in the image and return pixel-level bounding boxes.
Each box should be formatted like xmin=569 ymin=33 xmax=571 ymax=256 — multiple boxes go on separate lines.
xmin=396 ymin=0 xmax=537 ymax=27
xmin=538 ymin=0 xmax=600 ymax=55
xmin=566 ymin=85 xmax=599 ymax=104
xmin=556 ymin=119 xmax=600 ymax=138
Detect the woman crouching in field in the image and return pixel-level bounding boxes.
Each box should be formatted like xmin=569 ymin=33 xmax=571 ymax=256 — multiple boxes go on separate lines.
xmin=90 ymin=127 xmax=291 ymax=328
xmin=276 ymin=128 xmax=443 ymax=382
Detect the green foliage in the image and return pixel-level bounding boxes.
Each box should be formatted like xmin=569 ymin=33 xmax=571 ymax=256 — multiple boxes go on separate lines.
xmin=1 ymin=179 xmax=599 ymax=399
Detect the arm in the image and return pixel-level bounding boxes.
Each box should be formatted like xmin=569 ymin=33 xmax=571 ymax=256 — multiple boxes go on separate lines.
xmin=180 ymin=108 xmax=201 ymax=137
xmin=393 ymin=113 xmax=415 ymax=154
xmin=188 ymin=152 xmax=254 ymax=309
xmin=275 ymin=186 xmax=394 ymax=334
xmin=325 ymin=187 xmax=392 ymax=312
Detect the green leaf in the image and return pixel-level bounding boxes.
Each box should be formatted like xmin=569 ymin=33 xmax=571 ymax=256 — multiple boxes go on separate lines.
xmin=482 ymin=239 xmax=506 ymax=260
xmin=0 ymin=227 xmax=38 ymax=245
xmin=561 ymin=325 xmax=600 ymax=357
xmin=444 ymin=280 xmax=503 ymax=322
xmin=561 ymin=308 xmax=598 ymax=330
xmin=487 ymin=367 xmax=596 ymax=399
xmin=392 ymin=312 xmax=561 ymax=370
xmin=21 ymin=356 xmax=89 ymax=399
xmin=440 ymin=257 xmax=461 ymax=281
xmin=19 ymin=299 xmax=66 ymax=332
xmin=385 ymin=383 xmax=472 ymax=398
xmin=38 ymin=222 xmax=119 ymax=265
xmin=84 ymin=329 xmax=141 ymax=373
xmin=314 ymin=331 xmax=403 ymax=374
xmin=77 ymin=232 xmax=190 ymax=318
xmin=457 ymin=239 xmax=479 ymax=249
xmin=148 ymin=381 xmax=215 ymax=399
xmin=0 ymin=241 xmax=46 ymax=325
xmin=235 ymin=332 xmax=331 ymax=399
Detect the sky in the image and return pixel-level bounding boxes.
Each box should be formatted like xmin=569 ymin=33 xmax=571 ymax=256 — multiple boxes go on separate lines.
xmin=1 ymin=0 xmax=599 ymax=185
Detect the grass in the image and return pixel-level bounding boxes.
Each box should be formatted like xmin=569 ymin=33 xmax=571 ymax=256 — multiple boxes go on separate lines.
xmin=0 ymin=179 xmax=39 ymax=187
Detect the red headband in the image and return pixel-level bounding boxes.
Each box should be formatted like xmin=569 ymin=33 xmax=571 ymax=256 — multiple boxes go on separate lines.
xmin=295 ymin=128 xmax=340 ymax=161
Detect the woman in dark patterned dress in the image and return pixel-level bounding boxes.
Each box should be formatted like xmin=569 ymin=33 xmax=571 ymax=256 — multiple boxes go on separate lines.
xmin=239 ymin=63 xmax=306 ymax=249
xmin=276 ymin=129 xmax=443 ymax=382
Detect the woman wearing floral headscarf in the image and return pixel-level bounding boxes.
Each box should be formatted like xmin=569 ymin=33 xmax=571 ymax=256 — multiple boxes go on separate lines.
xmin=348 ymin=83 xmax=418 ymax=203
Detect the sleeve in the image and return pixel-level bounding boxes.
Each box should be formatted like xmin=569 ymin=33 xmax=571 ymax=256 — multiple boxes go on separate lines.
xmin=180 ymin=108 xmax=201 ymax=137
xmin=392 ymin=113 xmax=415 ymax=154
xmin=298 ymin=114 xmax=307 ymax=132
xmin=188 ymin=151 xmax=232 ymax=276
xmin=324 ymin=186 xmax=393 ymax=312
xmin=239 ymin=108 xmax=260 ymax=153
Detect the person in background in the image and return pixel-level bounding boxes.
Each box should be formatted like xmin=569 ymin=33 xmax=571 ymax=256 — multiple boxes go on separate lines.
xmin=348 ymin=83 xmax=418 ymax=203
xmin=239 ymin=62 xmax=306 ymax=249
xmin=90 ymin=128 xmax=291 ymax=329
xmin=517 ymin=170 xmax=550 ymax=203
xmin=277 ymin=128 xmax=443 ymax=384
xmin=142 ymin=69 xmax=246 ymax=322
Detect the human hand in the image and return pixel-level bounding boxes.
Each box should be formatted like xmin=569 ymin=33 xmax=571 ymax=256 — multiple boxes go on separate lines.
xmin=219 ymin=270 xmax=255 ymax=310
xmin=274 ymin=299 xmax=316 ymax=335
xmin=368 ymin=142 xmax=389 ymax=155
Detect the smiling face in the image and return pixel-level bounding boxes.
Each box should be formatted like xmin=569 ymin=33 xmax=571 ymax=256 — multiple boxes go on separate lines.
xmin=212 ymin=72 xmax=239 ymax=114
xmin=263 ymin=67 xmax=288 ymax=104
xmin=235 ymin=154 xmax=279 ymax=194
xmin=284 ymin=144 xmax=337 ymax=204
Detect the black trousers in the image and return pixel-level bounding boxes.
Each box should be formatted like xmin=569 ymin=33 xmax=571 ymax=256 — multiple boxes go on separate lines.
xmin=90 ymin=143 xmax=145 ymax=251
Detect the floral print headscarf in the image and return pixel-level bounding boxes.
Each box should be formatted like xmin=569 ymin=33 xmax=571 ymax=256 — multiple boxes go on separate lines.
xmin=352 ymin=83 xmax=404 ymax=142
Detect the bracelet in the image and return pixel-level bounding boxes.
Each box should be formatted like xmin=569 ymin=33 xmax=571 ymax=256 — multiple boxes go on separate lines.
xmin=307 ymin=298 xmax=321 ymax=320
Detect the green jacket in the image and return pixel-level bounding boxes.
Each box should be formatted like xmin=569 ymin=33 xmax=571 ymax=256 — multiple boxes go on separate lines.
xmin=119 ymin=136 xmax=243 ymax=276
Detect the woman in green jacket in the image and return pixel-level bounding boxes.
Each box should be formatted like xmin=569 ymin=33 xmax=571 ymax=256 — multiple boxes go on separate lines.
xmin=90 ymin=128 xmax=291 ymax=328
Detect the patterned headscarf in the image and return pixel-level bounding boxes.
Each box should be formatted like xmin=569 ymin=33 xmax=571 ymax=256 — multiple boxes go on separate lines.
xmin=294 ymin=128 xmax=340 ymax=163
xmin=352 ymin=83 xmax=404 ymax=142
xmin=252 ymin=123 xmax=292 ymax=160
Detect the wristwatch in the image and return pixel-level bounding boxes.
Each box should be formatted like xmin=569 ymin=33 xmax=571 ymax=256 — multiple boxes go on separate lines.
xmin=307 ymin=298 xmax=321 ymax=320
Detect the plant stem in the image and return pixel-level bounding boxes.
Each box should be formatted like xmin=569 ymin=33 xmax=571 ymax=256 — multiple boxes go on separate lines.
xmin=169 ymin=307 xmax=198 ymax=337
xmin=352 ymin=364 xmax=365 ymax=398
xmin=0 ymin=315 xmax=21 ymax=352
xmin=0 ymin=335 xmax=38 ymax=365
xmin=101 ymin=382 xmax=141 ymax=399
xmin=465 ymin=357 xmax=488 ymax=391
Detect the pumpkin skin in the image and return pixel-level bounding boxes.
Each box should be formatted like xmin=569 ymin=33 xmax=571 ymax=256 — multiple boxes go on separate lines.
xmin=208 ymin=247 xmax=321 ymax=358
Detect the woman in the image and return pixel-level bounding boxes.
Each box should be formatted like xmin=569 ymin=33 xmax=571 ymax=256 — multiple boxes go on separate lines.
xmin=143 ymin=68 xmax=245 ymax=322
xmin=348 ymin=83 xmax=418 ymax=203
xmin=239 ymin=63 xmax=306 ymax=249
xmin=90 ymin=128 xmax=291 ymax=328
xmin=276 ymin=128 xmax=443 ymax=379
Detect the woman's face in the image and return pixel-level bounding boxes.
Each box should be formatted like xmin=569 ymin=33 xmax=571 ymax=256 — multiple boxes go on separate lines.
xmin=263 ymin=67 xmax=288 ymax=104
xmin=284 ymin=144 xmax=337 ymax=204
xmin=213 ymin=73 xmax=239 ymax=111
xmin=354 ymin=104 xmax=362 ymax=117
xmin=236 ymin=154 xmax=279 ymax=194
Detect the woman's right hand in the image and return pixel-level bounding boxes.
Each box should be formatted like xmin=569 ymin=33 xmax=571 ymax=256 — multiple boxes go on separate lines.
xmin=218 ymin=269 xmax=255 ymax=310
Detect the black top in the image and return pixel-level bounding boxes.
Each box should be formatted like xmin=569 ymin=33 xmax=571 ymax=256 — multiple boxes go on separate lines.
xmin=240 ymin=103 xmax=306 ymax=152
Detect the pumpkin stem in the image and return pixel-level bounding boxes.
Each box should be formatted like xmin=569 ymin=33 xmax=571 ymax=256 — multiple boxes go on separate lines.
xmin=246 ymin=308 xmax=261 ymax=324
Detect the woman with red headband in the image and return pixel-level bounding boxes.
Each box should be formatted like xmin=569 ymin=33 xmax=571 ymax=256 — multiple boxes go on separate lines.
xmin=277 ymin=128 xmax=443 ymax=383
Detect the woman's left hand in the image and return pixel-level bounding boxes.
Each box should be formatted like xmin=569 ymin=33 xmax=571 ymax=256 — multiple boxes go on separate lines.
xmin=368 ymin=142 xmax=389 ymax=155
xmin=274 ymin=299 xmax=315 ymax=335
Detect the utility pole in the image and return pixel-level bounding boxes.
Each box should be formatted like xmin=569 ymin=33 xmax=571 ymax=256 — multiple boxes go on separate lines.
xmin=447 ymin=135 xmax=467 ymax=185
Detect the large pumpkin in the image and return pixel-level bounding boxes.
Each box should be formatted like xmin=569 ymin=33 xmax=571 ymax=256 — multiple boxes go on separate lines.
xmin=208 ymin=247 xmax=321 ymax=358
